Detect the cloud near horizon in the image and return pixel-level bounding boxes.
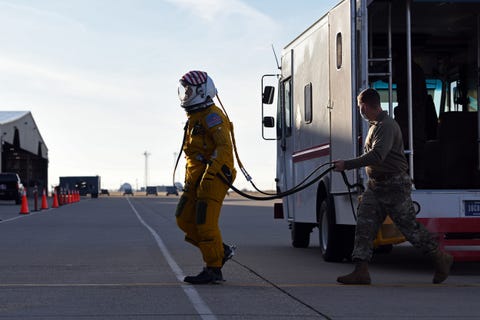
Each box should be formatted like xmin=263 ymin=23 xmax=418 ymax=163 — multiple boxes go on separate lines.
xmin=163 ymin=0 xmax=277 ymax=28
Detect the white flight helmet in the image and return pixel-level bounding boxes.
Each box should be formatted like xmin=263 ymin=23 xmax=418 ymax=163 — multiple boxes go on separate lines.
xmin=178 ymin=70 xmax=217 ymax=112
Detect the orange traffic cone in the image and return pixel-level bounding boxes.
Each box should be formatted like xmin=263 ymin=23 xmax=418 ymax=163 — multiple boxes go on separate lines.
xmin=52 ymin=190 xmax=59 ymax=208
xmin=19 ymin=189 xmax=30 ymax=214
xmin=41 ymin=188 xmax=49 ymax=210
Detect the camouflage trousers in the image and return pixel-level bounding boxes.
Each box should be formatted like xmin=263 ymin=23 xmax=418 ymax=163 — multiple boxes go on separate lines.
xmin=352 ymin=172 xmax=438 ymax=262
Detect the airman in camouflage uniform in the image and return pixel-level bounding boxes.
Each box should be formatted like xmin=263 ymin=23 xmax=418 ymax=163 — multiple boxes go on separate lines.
xmin=334 ymin=88 xmax=453 ymax=285
xmin=354 ymin=174 xmax=437 ymax=261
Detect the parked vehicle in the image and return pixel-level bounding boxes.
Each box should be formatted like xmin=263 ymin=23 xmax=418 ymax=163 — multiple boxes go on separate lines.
xmin=166 ymin=186 xmax=179 ymax=196
xmin=146 ymin=186 xmax=158 ymax=196
xmin=0 ymin=172 xmax=23 ymax=204
xmin=59 ymin=176 xmax=101 ymax=198
xmin=100 ymin=189 xmax=110 ymax=196
xmin=262 ymin=0 xmax=480 ymax=261
xmin=123 ymin=188 xmax=134 ymax=196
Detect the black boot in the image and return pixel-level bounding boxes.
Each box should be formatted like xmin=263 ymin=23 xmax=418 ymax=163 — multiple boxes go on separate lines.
xmin=184 ymin=267 xmax=224 ymax=284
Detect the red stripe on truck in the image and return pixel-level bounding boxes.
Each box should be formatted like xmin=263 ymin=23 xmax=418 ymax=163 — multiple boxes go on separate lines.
xmin=292 ymin=143 xmax=330 ymax=163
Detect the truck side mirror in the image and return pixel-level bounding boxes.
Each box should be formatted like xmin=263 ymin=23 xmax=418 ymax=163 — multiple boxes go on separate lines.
xmin=261 ymin=74 xmax=279 ymax=141
xmin=262 ymin=86 xmax=275 ymax=104
xmin=263 ymin=116 xmax=275 ymax=128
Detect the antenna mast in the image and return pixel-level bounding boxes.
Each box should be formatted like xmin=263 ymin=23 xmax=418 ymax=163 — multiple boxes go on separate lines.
xmin=271 ymin=44 xmax=281 ymax=70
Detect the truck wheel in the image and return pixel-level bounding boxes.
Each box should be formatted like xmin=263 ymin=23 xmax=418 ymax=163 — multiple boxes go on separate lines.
xmin=291 ymin=222 xmax=312 ymax=248
xmin=318 ymin=200 xmax=348 ymax=262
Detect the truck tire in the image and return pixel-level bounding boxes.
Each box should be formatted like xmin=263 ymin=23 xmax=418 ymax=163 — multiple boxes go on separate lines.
xmin=291 ymin=222 xmax=313 ymax=248
xmin=318 ymin=199 xmax=353 ymax=262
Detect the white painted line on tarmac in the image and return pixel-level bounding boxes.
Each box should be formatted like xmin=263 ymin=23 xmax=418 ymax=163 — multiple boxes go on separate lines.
xmin=0 ymin=210 xmax=45 ymax=224
xmin=126 ymin=197 xmax=217 ymax=320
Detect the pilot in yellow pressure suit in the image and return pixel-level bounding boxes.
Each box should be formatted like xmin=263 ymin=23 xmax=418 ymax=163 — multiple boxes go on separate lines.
xmin=176 ymin=70 xmax=236 ymax=284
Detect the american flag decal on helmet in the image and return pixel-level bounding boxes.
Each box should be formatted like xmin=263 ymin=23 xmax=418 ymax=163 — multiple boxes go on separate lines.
xmin=181 ymin=70 xmax=208 ymax=85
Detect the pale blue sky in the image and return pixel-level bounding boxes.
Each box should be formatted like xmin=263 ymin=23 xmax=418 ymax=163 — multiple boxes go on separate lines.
xmin=0 ymin=0 xmax=339 ymax=190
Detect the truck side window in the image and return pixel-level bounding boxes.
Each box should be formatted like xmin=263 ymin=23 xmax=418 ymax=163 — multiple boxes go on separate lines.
xmin=336 ymin=32 xmax=342 ymax=69
xmin=281 ymin=79 xmax=293 ymax=137
xmin=304 ymin=83 xmax=313 ymax=124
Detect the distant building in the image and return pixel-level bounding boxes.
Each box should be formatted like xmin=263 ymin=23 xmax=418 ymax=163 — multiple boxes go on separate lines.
xmin=0 ymin=111 xmax=48 ymax=193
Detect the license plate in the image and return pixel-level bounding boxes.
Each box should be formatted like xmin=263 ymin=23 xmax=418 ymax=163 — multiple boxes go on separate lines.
xmin=464 ymin=200 xmax=480 ymax=217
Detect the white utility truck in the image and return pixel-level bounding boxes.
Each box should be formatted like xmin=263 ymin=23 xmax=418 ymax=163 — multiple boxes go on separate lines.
xmin=262 ymin=0 xmax=480 ymax=261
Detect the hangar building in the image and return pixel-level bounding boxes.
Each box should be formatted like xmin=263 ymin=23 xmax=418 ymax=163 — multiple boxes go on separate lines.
xmin=0 ymin=111 xmax=48 ymax=193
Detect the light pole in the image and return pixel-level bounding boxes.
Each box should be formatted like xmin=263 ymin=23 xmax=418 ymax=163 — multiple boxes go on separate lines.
xmin=0 ymin=132 xmax=6 ymax=173
xmin=143 ymin=151 xmax=151 ymax=189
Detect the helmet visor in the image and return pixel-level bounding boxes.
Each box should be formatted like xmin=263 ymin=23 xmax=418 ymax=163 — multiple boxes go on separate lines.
xmin=178 ymin=82 xmax=194 ymax=105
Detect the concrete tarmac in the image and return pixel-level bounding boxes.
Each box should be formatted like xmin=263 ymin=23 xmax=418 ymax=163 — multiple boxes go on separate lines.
xmin=0 ymin=195 xmax=479 ymax=319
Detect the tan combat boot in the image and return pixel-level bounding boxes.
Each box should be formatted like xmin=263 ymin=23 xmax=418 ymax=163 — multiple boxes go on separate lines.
xmin=431 ymin=249 xmax=453 ymax=284
xmin=337 ymin=261 xmax=371 ymax=285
